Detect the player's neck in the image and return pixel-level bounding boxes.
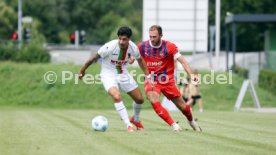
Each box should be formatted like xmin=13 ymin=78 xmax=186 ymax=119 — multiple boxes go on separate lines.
xmin=149 ymin=40 xmax=162 ymax=48
xmin=119 ymin=45 xmax=128 ymax=50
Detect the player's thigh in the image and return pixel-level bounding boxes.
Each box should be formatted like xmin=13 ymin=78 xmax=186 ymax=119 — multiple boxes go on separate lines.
xmin=118 ymin=73 xmax=138 ymax=93
xmin=101 ymin=74 xmax=119 ymax=92
xmin=144 ymin=81 xmax=161 ymax=103
xmin=171 ymin=96 xmax=186 ymax=111
xmin=127 ymin=87 xmax=144 ymax=104
xmin=161 ymin=83 xmax=181 ymax=100
xmin=107 ymin=86 xmax=121 ymax=98
xmin=107 ymin=86 xmax=122 ymax=102
xmin=146 ymin=91 xmax=160 ymax=103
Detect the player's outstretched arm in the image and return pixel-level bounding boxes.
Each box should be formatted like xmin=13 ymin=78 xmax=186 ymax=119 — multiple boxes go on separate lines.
xmin=128 ymin=55 xmax=135 ymax=64
xmin=79 ymin=53 xmax=101 ymax=79
xmin=137 ymin=57 xmax=154 ymax=87
xmin=177 ymin=56 xmax=198 ymax=82
xmin=136 ymin=57 xmax=149 ymax=76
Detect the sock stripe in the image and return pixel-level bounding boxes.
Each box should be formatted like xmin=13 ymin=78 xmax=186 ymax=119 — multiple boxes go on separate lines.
xmin=117 ymin=107 xmax=126 ymax=111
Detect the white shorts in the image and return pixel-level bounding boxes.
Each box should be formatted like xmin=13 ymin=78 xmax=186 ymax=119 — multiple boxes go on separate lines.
xmin=101 ymin=72 xmax=138 ymax=93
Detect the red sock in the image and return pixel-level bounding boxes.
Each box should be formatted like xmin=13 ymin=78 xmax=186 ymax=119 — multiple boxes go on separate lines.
xmin=151 ymin=102 xmax=174 ymax=126
xmin=181 ymin=104 xmax=193 ymax=121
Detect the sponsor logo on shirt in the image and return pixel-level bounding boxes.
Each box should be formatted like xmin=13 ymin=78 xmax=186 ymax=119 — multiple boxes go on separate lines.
xmin=146 ymin=61 xmax=162 ymax=67
xmin=110 ymin=60 xmax=128 ymax=65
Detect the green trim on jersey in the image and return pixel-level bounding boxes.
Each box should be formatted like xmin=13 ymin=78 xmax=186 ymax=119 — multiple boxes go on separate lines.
xmin=116 ymin=48 xmax=128 ymax=74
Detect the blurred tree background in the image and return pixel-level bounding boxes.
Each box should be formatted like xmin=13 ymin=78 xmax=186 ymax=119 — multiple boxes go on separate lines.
xmin=1 ymin=0 xmax=276 ymax=51
xmin=209 ymin=0 xmax=276 ymax=51
xmin=1 ymin=0 xmax=142 ymax=44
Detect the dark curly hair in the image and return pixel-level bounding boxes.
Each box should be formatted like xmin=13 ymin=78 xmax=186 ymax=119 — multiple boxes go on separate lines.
xmin=117 ymin=26 xmax=132 ymax=38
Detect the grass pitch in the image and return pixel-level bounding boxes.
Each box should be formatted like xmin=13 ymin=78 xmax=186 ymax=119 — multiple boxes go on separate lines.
xmin=1 ymin=109 xmax=276 ymax=155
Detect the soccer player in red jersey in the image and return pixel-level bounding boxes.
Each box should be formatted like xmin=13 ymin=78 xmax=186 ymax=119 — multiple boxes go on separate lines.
xmin=137 ymin=25 xmax=202 ymax=131
xmin=79 ymin=27 xmax=150 ymax=132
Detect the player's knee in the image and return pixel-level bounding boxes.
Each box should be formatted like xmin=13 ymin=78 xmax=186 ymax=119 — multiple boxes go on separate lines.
xmin=135 ymin=97 xmax=144 ymax=104
xmin=147 ymin=95 xmax=158 ymax=103
xmin=112 ymin=94 xmax=122 ymax=102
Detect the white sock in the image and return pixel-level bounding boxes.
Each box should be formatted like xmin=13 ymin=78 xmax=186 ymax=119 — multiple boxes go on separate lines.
xmin=133 ymin=101 xmax=142 ymax=122
xmin=114 ymin=101 xmax=131 ymax=126
xmin=171 ymin=122 xmax=180 ymax=129
xmin=171 ymin=122 xmax=177 ymax=127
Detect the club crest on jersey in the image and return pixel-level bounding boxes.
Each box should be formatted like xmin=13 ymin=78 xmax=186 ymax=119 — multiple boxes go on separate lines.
xmin=144 ymin=51 xmax=150 ymax=57
xmin=159 ymin=50 xmax=165 ymax=57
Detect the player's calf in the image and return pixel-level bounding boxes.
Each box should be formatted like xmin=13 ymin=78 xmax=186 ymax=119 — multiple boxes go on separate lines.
xmin=152 ymin=102 xmax=175 ymax=126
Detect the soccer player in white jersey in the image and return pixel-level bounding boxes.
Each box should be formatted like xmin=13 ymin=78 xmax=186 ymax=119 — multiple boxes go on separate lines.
xmin=79 ymin=27 xmax=151 ymax=132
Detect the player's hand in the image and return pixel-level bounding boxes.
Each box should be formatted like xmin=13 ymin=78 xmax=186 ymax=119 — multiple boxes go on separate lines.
xmin=145 ymin=74 xmax=154 ymax=89
xmin=187 ymin=98 xmax=194 ymax=105
xmin=191 ymin=74 xmax=199 ymax=85
xmin=79 ymin=69 xmax=85 ymax=80
xmin=128 ymin=56 xmax=135 ymax=64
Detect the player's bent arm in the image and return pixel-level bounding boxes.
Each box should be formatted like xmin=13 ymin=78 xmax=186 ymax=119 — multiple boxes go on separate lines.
xmin=177 ymin=56 xmax=193 ymax=76
xmin=128 ymin=55 xmax=135 ymax=64
xmin=79 ymin=53 xmax=101 ymax=79
xmin=136 ymin=57 xmax=149 ymax=76
xmin=180 ymin=86 xmax=184 ymax=96
xmin=177 ymin=56 xmax=199 ymax=83
xmin=137 ymin=57 xmax=154 ymax=87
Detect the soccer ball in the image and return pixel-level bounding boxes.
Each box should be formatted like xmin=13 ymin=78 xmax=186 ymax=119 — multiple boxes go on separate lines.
xmin=91 ymin=116 xmax=108 ymax=132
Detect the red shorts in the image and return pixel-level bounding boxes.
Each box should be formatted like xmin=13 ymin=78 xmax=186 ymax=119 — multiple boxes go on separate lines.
xmin=144 ymin=81 xmax=181 ymax=100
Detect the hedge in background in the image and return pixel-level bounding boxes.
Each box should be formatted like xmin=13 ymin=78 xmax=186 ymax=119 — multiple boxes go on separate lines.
xmin=0 ymin=43 xmax=50 ymax=63
xmin=259 ymin=69 xmax=276 ymax=95
xmin=232 ymin=65 xmax=249 ymax=79
xmin=0 ymin=44 xmax=16 ymax=60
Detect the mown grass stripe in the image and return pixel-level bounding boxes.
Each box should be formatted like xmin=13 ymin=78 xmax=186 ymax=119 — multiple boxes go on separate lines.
xmin=1 ymin=109 xmax=276 ymax=155
xmin=48 ymin=110 xmax=152 ymax=155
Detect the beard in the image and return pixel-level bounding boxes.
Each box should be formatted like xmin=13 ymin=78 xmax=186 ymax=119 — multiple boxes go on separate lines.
xmin=119 ymin=43 xmax=128 ymax=49
xmin=151 ymin=39 xmax=161 ymax=46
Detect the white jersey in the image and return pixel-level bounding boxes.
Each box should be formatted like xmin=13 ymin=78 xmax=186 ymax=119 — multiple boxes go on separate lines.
xmin=97 ymin=39 xmax=140 ymax=75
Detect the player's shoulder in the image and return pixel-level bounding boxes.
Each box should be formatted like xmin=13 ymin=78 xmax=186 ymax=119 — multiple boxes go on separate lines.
xmin=137 ymin=40 xmax=149 ymax=46
xmin=128 ymin=40 xmax=139 ymax=52
xmin=128 ymin=40 xmax=138 ymax=48
xmin=163 ymin=40 xmax=177 ymax=48
xmin=105 ymin=39 xmax=117 ymax=47
xmin=163 ymin=40 xmax=178 ymax=54
xmin=102 ymin=39 xmax=117 ymax=51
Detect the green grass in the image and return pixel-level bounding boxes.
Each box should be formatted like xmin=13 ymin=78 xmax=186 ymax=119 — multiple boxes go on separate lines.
xmin=1 ymin=109 xmax=276 ymax=155
xmin=198 ymin=71 xmax=276 ymax=110
xmin=1 ymin=62 xmax=276 ymax=155
xmin=0 ymin=61 xmax=140 ymax=109
xmin=0 ymin=61 xmax=275 ymax=110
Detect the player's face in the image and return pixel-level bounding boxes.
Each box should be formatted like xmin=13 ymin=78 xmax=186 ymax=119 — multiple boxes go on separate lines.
xmin=149 ymin=30 xmax=162 ymax=46
xmin=118 ymin=35 xmax=130 ymax=49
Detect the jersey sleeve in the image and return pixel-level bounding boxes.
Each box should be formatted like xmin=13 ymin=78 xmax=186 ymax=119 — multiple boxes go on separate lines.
xmin=168 ymin=43 xmax=181 ymax=60
xmin=97 ymin=43 xmax=111 ymax=58
xmin=129 ymin=41 xmax=141 ymax=59
xmin=132 ymin=47 xmax=141 ymax=59
xmin=137 ymin=42 xmax=142 ymax=54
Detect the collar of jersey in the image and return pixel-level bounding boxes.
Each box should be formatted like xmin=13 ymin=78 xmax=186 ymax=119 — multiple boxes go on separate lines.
xmin=149 ymin=39 xmax=162 ymax=48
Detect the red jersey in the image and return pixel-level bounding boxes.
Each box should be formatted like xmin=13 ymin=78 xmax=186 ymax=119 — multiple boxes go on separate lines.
xmin=138 ymin=40 xmax=178 ymax=83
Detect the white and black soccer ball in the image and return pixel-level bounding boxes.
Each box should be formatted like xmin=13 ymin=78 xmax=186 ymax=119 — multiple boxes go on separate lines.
xmin=91 ymin=116 xmax=108 ymax=132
